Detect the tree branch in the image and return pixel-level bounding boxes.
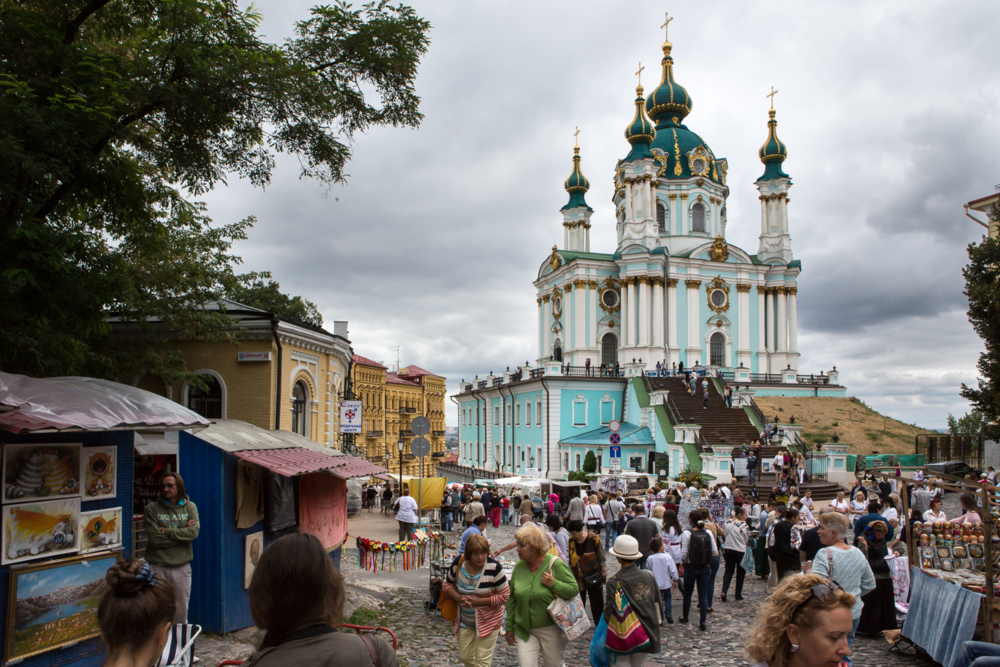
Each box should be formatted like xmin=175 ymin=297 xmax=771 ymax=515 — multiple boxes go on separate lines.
xmin=65 ymin=0 xmax=116 ymax=45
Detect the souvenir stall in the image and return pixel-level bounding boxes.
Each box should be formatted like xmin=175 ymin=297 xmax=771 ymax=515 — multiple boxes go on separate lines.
xmin=896 ymin=469 xmax=998 ymax=665
xmin=0 ymin=372 xmax=209 ymax=667
xmin=180 ymin=419 xmax=385 ymax=634
xmin=594 ymin=472 xmax=655 ymax=500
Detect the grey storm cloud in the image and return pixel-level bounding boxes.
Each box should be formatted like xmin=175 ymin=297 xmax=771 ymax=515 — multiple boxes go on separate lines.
xmin=201 ymin=1 xmax=1000 ymax=429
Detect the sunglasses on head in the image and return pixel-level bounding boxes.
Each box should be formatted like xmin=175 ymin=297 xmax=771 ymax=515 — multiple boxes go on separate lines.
xmin=793 ymin=581 xmax=843 ymax=618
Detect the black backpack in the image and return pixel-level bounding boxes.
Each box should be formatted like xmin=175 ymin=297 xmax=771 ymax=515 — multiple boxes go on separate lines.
xmin=688 ymin=529 xmax=713 ymax=566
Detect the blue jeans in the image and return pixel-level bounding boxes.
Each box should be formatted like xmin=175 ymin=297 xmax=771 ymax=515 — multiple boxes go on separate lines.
xmin=748 ymin=467 xmax=756 ymax=485
xmin=954 ymin=641 xmax=1000 ymax=667
xmin=682 ymin=564 xmax=711 ymax=625
xmin=441 ymin=511 xmax=453 ymax=532
xmin=660 ymin=589 xmax=672 ymax=619
xmin=706 ymin=554 xmax=720 ymax=603
xmin=501 ymin=508 xmax=510 ymax=524
xmin=605 ymin=522 xmax=619 ymax=550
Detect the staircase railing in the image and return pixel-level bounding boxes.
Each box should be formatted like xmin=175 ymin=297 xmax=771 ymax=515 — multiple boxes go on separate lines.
xmin=746 ymin=396 xmax=768 ymax=433
xmin=665 ymin=396 xmax=684 ymax=427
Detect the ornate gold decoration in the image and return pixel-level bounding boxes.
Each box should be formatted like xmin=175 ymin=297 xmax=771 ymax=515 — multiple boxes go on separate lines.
xmin=696 ymin=179 xmax=704 ymax=187
xmin=687 ymin=146 xmax=712 ymax=177
xmin=672 ymin=130 xmax=682 ymax=176
xmin=668 ymin=193 xmax=677 ymax=201
xmin=573 ymin=279 xmax=588 ymax=289
xmin=685 ymin=279 xmax=702 ymax=288
xmin=717 ymin=159 xmax=728 ymax=185
xmin=706 ymin=276 xmax=731 ymax=315
xmin=552 ymin=292 xmax=563 ymax=320
xmin=649 ymin=276 xmax=665 ymax=287
xmin=716 ymin=320 xmax=724 ymax=328
xmin=563 ymin=282 xmax=574 ymax=291
xmin=680 ymin=193 xmax=688 ymax=200
xmin=637 ymin=275 xmax=650 ymax=285
xmin=589 ymin=280 xmax=599 ymax=289
xmin=736 ymin=283 xmax=752 ymax=293
xmin=651 ymin=148 xmax=669 ymax=177
xmin=787 ymin=286 xmax=797 ymax=296
xmin=549 ymin=245 xmax=561 ymax=271
xmin=666 ymin=278 xmax=679 ymax=288
xmin=607 ymin=320 xmax=615 ymax=328
xmin=537 ymin=298 xmax=543 ymax=305
xmin=598 ymin=276 xmax=621 ymax=314
xmin=697 ymin=194 xmax=704 ymax=201
xmin=775 ymin=286 xmax=787 ymax=295
xmin=709 ymin=236 xmax=729 ymax=263
xmin=542 ymin=294 xmax=551 ymax=302
xmin=755 ymin=285 xmax=765 ymax=294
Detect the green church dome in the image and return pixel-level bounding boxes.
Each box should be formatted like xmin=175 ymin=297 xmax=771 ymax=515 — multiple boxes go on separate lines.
xmin=562 ymin=145 xmax=593 ymax=210
xmin=757 ymin=108 xmax=789 ymax=180
xmin=645 ymin=42 xmax=692 ymax=124
xmin=624 ymin=85 xmax=656 ymax=145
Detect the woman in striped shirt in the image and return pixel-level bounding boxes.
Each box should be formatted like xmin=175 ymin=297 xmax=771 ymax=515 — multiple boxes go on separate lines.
xmin=442 ymin=534 xmax=510 ymax=667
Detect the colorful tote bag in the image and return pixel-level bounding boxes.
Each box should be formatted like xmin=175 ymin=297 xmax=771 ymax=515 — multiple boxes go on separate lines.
xmin=740 ymin=538 xmax=756 ymax=573
xmin=605 ymin=580 xmax=650 ymax=655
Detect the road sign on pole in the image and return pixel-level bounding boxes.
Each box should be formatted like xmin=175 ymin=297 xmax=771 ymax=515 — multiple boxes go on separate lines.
xmin=410 ymin=436 xmax=431 ymax=457
xmin=609 ymin=420 xmax=621 ymax=433
xmin=609 ymin=444 xmax=621 ymax=459
xmin=609 ymin=433 xmax=621 ymax=446
xmin=411 ymin=416 xmax=431 ymax=436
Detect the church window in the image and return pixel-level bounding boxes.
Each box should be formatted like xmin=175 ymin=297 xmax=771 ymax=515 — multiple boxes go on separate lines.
xmin=600 ymin=394 xmax=615 ymax=424
xmin=494 ymin=405 xmax=500 ymax=426
xmin=710 ymin=289 xmax=727 ymax=309
xmin=553 ymin=338 xmax=563 ymax=362
xmin=482 ymin=406 xmax=486 ymax=424
xmin=601 ymin=289 xmax=619 ymax=309
xmin=536 ymin=399 xmax=542 ymax=425
xmin=573 ymin=395 xmax=587 ymax=426
xmin=188 ymin=377 xmax=222 ymax=419
xmin=515 ymin=400 xmax=520 ymax=426
xmin=656 ymin=203 xmax=666 ymax=232
xmin=291 ymin=381 xmax=308 ymax=436
xmin=563 ymin=453 xmax=569 ymax=470
xmin=525 ymin=401 xmax=531 ymax=426
xmin=692 ymin=203 xmax=706 ymax=233
xmin=575 ymin=453 xmax=581 ymax=471
xmin=506 ymin=402 xmax=511 ymax=426
xmin=601 ymin=333 xmax=618 ymax=366
xmin=710 ymin=332 xmax=726 ymax=367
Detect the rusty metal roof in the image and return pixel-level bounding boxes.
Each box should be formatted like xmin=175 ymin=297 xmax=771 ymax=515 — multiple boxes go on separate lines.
xmin=234 ymin=447 xmax=341 ymax=476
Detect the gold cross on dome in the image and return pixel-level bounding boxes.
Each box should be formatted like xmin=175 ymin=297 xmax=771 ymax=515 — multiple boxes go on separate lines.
xmin=661 ymin=12 xmax=673 ymax=40
xmin=767 ymin=86 xmax=779 ymax=109
xmin=635 ymin=62 xmax=645 ymax=87
xmin=574 ymin=126 xmax=580 ymax=147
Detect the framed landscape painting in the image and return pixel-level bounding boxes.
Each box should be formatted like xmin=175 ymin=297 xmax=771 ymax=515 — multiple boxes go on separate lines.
xmin=82 ymin=447 xmax=116 ymax=499
xmin=78 ymin=507 xmax=122 ymax=555
xmin=2 ymin=497 xmax=81 ymax=565
xmin=5 ymin=551 xmax=120 ymax=662
xmin=3 ymin=443 xmax=82 ymax=504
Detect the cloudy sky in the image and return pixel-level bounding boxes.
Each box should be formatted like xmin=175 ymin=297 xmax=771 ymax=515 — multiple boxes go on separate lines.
xmin=203 ymin=1 xmax=1000 ymax=430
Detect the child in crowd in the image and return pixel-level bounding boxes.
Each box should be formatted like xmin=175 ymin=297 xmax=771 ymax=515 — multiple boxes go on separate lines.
xmin=646 ymin=536 xmax=679 ymax=624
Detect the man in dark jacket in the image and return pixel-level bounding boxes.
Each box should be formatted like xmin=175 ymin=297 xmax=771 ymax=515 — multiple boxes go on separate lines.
xmin=768 ymin=508 xmax=801 ymax=581
xmin=624 ymin=506 xmax=659 ymax=569
xmin=878 ymin=474 xmax=892 ymax=503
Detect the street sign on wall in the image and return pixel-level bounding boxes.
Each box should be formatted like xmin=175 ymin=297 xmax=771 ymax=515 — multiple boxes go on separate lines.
xmin=237 ymin=351 xmax=272 ymax=361
xmin=339 ymin=400 xmax=363 ymax=433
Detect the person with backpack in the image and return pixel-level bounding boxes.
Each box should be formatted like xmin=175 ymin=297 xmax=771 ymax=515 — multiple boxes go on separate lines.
xmin=603 ymin=493 xmax=624 ymax=549
xmin=604 ymin=535 xmax=662 ymax=665
xmin=679 ymin=510 xmax=717 ymax=631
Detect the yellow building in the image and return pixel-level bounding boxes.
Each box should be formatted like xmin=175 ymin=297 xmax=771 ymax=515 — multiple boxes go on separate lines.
xmin=967 ymin=189 xmax=1000 ymax=239
xmin=350 ymin=359 xmax=447 ymax=477
xmin=117 ymin=299 xmax=353 ymax=448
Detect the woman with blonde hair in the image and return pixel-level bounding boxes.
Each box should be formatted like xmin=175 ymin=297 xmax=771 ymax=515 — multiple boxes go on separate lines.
xmin=504 ymin=523 xmax=579 ymax=667
xmin=650 ymin=505 xmax=665 ymax=531
xmin=746 ymin=573 xmax=855 ymax=667
xmin=585 ymin=494 xmax=605 ymax=535
xmin=849 ymin=492 xmax=866 ymax=525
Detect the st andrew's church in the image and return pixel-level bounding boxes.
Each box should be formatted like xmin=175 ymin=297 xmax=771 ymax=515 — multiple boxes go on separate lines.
xmin=540 ymin=34 xmax=798 ymax=374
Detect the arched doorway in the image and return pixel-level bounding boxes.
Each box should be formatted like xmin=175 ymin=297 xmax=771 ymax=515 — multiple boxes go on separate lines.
xmin=553 ymin=338 xmax=563 ymax=362
xmin=187 ymin=377 xmax=222 ymax=418
xmin=709 ymin=332 xmax=726 ymax=367
xmin=291 ymin=381 xmax=308 ymax=436
xmin=601 ymin=333 xmax=618 ymax=366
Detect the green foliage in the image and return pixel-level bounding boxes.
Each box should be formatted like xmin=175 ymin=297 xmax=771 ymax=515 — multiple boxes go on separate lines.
xmin=583 ymin=450 xmax=597 ymax=474
xmin=566 ymin=470 xmax=590 ymax=483
xmin=947 ymin=410 xmax=986 ymax=436
xmin=676 ymin=466 xmax=704 ymax=487
xmin=0 ymin=0 xmax=430 ymax=379
xmin=226 ymin=279 xmax=323 ymax=327
xmin=961 ymin=216 xmax=1000 ymax=440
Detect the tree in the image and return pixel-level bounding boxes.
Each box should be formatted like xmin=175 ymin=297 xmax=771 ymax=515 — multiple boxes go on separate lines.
xmin=583 ymin=450 xmax=597 ymax=474
xmin=961 ymin=201 xmax=1000 ymax=439
xmin=947 ymin=410 xmax=986 ymax=436
xmin=0 ymin=0 xmax=430 ymax=380
xmin=226 ymin=279 xmax=323 ymax=328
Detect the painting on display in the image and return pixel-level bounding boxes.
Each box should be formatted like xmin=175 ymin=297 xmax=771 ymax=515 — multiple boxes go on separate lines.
xmin=244 ymin=531 xmax=263 ymax=589
xmin=3 ymin=443 xmax=82 ymax=504
xmin=3 ymin=497 xmax=81 ymax=566
xmin=82 ymin=447 xmax=116 ymax=499
xmin=78 ymin=507 xmax=122 ymax=554
xmin=4 ymin=551 xmax=120 ymax=663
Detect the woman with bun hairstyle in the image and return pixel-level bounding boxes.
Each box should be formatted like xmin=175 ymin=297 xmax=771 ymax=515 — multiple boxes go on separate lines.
xmin=245 ymin=533 xmax=399 ymax=666
xmin=745 ymin=573 xmax=855 ymax=667
xmin=98 ymin=558 xmax=177 ymax=667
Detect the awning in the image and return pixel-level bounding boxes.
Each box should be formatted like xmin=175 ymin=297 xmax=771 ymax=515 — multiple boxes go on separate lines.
xmin=324 ymin=458 xmax=386 ymax=480
xmin=235 ymin=448 xmax=342 ymax=477
xmin=0 ymin=371 xmax=209 ymax=433
xmin=559 ymin=422 xmax=654 ymax=446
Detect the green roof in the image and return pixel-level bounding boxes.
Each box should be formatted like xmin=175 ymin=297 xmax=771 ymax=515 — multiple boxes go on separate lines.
xmin=646 ymin=43 xmax=692 ymax=124
xmin=625 ymin=87 xmax=656 ymax=145
xmin=561 ymin=191 xmax=592 ymax=211
xmin=757 ymin=108 xmax=789 ymax=181
xmin=557 ymin=250 xmax=614 ymax=263
xmin=561 ymin=422 xmax=653 ymax=446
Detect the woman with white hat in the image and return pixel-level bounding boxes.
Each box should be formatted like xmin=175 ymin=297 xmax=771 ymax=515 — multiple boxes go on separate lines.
xmin=603 ymin=535 xmax=662 ymax=666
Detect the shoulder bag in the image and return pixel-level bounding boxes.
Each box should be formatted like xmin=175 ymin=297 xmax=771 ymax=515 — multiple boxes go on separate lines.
xmin=545 ymin=557 xmax=592 ymax=641
xmin=587 ymin=504 xmax=606 ymax=531
xmin=605 ymin=579 xmax=651 ymax=655
xmin=438 ymin=555 xmax=464 ymax=622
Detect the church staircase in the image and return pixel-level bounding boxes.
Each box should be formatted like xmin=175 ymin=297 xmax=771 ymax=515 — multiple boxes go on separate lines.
xmin=644 ymin=376 xmax=844 ymax=501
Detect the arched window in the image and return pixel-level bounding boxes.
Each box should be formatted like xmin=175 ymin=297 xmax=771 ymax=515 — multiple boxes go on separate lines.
xmin=692 ymin=202 xmax=706 ymax=233
xmin=536 ymin=399 xmax=542 ymax=425
xmin=656 ymin=203 xmax=666 ymax=232
xmin=291 ymin=381 xmax=308 ymax=436
xmin=601 ymin=333 xmax=618 ymax=366
xmin=553 ymin=338 xmax=563 ymax=362
xmin=187 ymin=377 xmax=222 ymax=419
xmin=515 ymin=401 xmax=520 ymax=426
xmin=710 ymin=332 xmax=726 ymax=367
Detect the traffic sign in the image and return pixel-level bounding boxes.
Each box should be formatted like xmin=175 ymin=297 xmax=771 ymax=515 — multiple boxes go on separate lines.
xmin=410 ymin=436 xmax=431 ymax=457
xmin=609 ymin=420 xmax=621 ymax=433
xmin=609 ymin=445 xmax=621 ymax=459
xmin=609 ymin=433 xmax=621 ymax=445
xmin=411 ymin=416 xmax=431 ymax=436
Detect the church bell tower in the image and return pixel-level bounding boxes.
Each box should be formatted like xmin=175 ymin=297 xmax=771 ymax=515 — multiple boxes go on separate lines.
xmin=561 ymin=132 xmax=593 ymax=252
xmin=756 ymin=92 xmax=794 ymax=265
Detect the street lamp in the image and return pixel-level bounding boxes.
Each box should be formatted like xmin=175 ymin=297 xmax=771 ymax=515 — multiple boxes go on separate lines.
xmin=397 ymin=439 xmax=404 ymax=495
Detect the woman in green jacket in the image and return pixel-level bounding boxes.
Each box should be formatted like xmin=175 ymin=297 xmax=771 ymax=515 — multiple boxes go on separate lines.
xmin=504 ymin=523 xmax=578 ymax=667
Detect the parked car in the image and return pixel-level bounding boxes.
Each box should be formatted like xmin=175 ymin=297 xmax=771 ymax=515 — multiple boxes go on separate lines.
xmin=925 ymin=461 xmax=982 ymax=480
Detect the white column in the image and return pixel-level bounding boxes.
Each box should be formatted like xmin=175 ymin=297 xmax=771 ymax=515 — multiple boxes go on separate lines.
xmin=652 ymin=280 xmax=664 ymax=348
xmin=575 ymin=283 xmax=585 ymax=357
xmin=625 ymin=182 xmax=634 ymax=220
xmin=638 ymin=278 xmax=649 ymax=347
xmin=777 ymin=287 xmax=787 ymax=353
xmin=667 ymin=279 xmax=678 ymax=356
xmin=686 ymin=279 xmax=701 ymax=364
xmin=759 ymin=194 xmax=768 ymax=236
xmin=644 ymin=179 xmax=652 ymax=219
xmin=621 ymin=281 xmax=630 ymax=348
xmin=788 ymin=286 xmax=798 ymax=353
xmin=765 ymin=288 xmax=774 ymax=352
xmin=590 ymin=281 xmax=599 ymax=348
xmin=738 ymin=286 xmax=750 ymax=354
xmin=756 ymin=285 xmax=767 ymax=370
xmin=628 ymin=279 xmax=638 ymax=347
xmin=538 ymin=298 xmax=544 ymax=361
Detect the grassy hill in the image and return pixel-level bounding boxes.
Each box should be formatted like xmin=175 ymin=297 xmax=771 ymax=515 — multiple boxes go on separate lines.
xmin=752 ymin=396 xmax=932 ymax=456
